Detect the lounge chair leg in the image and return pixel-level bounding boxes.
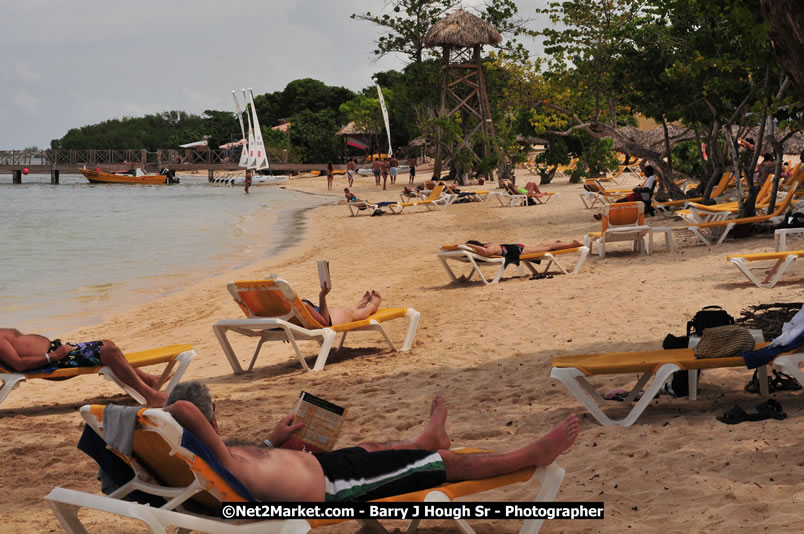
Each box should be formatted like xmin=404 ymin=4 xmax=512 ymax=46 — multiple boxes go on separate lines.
xmin=312 ymin=330 xmax=337 ymax=371
xmin=0 ymin=374 xmax=25 ymax=406
xmin=212 ymin=324 xmax=246 ymax=374
xmin=162 ymin=351 xmax=197 ymax=397
xmin=401 ymin=308 xmax=421 ymax=351
xmin=247 ymin=337 xmax=269 ymax=372
xmin=47 ymin=500 xmax=90 ymax=534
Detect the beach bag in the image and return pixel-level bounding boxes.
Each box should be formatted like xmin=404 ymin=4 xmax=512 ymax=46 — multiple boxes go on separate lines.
xmin=693 ymin=325 xmax=756 ymax=359
xmin=662 ymin=334 xmax=693 ymax=397
xmin=686 ymin=306 xmax=735 ymax=337
xmin=777 ymin=211 xmax=804 ymax=229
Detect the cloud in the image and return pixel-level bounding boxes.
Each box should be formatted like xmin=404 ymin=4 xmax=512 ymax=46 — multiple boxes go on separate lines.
xmin=14 ymin=92 xmax=39 ymax=114
xmin=15 ymin=60 xmax=40 ymax=82
xmin=182 ymin=87 xmax=219 ymax=111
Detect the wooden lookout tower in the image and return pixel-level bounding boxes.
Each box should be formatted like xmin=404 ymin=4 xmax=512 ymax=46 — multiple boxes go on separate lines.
xmin=424 ymin=10 xmax=502 ymax=181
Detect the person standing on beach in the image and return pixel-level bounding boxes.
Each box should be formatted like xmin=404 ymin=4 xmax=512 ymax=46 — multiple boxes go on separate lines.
xmin=408 ymin=156 xmax=416 ymax=184
xmin=244 ymin=170 xmax=252 ymax=194
xmin=326 ymin=161 xmax=334 ymax=191
xmin=346 ymin=159 xmax=356 ymax=188
xmin=372 ymin=158 xmax=382 ymax=187
xmin=389 ymin=155 xmax=399 ymax=185
xmin=381 ymin=161 xmax=390 ymax=190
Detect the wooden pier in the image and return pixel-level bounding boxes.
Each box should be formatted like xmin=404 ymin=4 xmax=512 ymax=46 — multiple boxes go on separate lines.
xmin=0 ymin=149 xmax=337 ymax=183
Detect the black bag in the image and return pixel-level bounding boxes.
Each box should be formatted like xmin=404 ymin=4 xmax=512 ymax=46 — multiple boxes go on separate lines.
xmin=777 ymin=211 xmax=804 ymax=229
xmin=686 ymin=305 xmax=735 ymax=337
xmin=662 ymin=334 xmax=693 ymax=397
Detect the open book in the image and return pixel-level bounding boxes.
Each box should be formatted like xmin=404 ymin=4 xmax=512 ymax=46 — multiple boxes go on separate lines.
xmin=279 ymin=392 xmax=346 ymax=453
xmin=316 ymin=260 xmax=331 ymax=289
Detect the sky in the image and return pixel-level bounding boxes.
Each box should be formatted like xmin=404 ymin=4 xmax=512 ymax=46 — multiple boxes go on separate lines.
xmin=0 ymin=0 xmax=547 ymax=149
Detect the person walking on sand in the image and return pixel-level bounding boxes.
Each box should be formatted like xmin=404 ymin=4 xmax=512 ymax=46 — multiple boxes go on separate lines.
xmin=165 ymin=382 xmax=580 ymax=502
xmin=408 ymin=156 xmax=416 ymax=184
xmin=372 ymin=158 xmax=382 ymax=187
xmin=381 ymin=160 xmax=390 ymax=190
xmin=0 ymin=328 xmax=172 ymax=407
xmin=244 ymin=170 xmax=252 ymax=194
xmin=326 ymin=161 xmax=334 ymax=191
xmin=346 ymin=159 xmax=356 ymax=188
xmin=389 ymin=155 xmax=399 ymax=185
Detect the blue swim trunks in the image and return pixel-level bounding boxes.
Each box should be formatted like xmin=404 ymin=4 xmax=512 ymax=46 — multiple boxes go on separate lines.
xmin=48 ymin=339 xmax=104 ymax=368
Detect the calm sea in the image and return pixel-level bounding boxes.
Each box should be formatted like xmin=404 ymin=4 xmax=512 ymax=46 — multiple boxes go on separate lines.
xmin=0 ymin=173 xmax=333 ymax=337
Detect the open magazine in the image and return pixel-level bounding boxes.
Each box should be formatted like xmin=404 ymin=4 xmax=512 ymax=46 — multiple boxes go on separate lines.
xmin=278 ymin=391 xmax=345 ymax=453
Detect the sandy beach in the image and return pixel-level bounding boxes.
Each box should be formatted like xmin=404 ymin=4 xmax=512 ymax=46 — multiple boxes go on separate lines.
xmin=2 ymin=168 xmax=803 ymax=533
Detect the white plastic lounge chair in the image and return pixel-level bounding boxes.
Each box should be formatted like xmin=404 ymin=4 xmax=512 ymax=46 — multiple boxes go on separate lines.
xmin=438 ymin=244 xmax=590 ymax=285
xmin=584 ymin=202 xmax=650 ymax=258
xmin=46 ymin=404 xmax=566 ymax=534
xmin=491 ymin=188 xmax=558 ymax=207
xmin=347 ymin=200 xmax=382 ymax=216
xmin=727 ymin=249 xmax=804 ymax=288
xmin=550 ymin=336 xmax=804 ymax=427
xmin=388 ymin=185 xmax=449 ymax=213
xmin=213 ymin=277 xmax=420 ymax=373
xmin=0 ymin=344 xmax=196 ymax=407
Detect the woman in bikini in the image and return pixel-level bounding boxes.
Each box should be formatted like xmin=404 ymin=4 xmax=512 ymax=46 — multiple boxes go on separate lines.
xmin=302 ymin=283 xmax=383 ymax=326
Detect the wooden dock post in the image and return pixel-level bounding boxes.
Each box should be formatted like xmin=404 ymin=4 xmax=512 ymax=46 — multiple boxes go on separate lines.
xmin=208 ymin=169 xmax=214 ymax=181
xmin=12 ymin=170 xmax=21 ymax=184
xmin=51 ymin=170 xmax=60 ymax=184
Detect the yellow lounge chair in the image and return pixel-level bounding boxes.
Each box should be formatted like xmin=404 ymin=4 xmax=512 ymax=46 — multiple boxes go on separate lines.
xmin=550 ymin=339 xmax=804 ymax=427
xmin=676 ymin=173 xmax=779 ymax=224
xmin=213 ymin=277 xmax=420 ymax=373
xmin=727 ymin=249 xmax=804 ymax=288
xmin=492 ymin=185 xmax=559 ymax=207
xmin=388 ymin=185 xmax=449 ymax=213
xmin=46 ymin=404 xmax=566 ymax=534
xmin=578 ymin=180 xmax=629 ymax=209
xmin=584 ymin=202 xmax=651 ymax=258
xmin=437 ymin=243 xmax=590 ymax=285
xmin=0 ymin=344 xmax=196 ymax=407
xmin=688 ymin=180 xmax=802 ymax=245
xmin=654 ymin=171 xmax=735 ymax=214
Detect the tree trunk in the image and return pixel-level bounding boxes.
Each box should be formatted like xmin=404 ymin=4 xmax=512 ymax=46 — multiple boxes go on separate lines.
xmin=761 ymin=0 xmax=804 ymax=102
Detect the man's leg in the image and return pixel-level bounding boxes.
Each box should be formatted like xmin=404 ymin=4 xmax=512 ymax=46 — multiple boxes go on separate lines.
xmin=438 ymin=414 xmax=579 ymax=481
xmin=98 ymin=340 xmax=167 ymax=407
xmin=357 ymin=396 xmax=451 ymax=452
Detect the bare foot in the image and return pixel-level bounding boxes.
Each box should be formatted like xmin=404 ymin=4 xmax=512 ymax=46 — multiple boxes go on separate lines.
xmin=145 ymin=390 xmax=168 ymax=408
xmin=413 ymin=396 xmax=451 ymax=450
xmin=139 ymin=371 xmax=164 ymax=390
xmin=358 ymin=291 xmax=371 ymax=307
xmin=527 ymin=413 xmax=579 ymax=467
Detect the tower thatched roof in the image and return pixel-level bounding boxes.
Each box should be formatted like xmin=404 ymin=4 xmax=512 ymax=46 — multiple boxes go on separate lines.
xmin=424 ymin=9 xmax=502 ymax=48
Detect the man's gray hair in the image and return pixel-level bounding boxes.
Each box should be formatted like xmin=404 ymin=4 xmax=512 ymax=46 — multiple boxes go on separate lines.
xmin=166 ymin=381 xmax=214 ymax=422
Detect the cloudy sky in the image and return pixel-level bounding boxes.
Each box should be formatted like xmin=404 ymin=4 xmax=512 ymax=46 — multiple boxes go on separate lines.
xmin=0 ymin=0 xmax=547 ymax=148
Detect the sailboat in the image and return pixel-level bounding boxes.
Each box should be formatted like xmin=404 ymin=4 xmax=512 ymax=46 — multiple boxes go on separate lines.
xmin=232 ymin=91 xmax=250 ymax=168
xmin=242 ymin=89 xmax=258 ymax=169
xmin=247 ymin=88 xmax=270 ymax=171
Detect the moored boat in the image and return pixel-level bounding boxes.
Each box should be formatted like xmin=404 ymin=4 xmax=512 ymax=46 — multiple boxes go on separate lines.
xmin=80 ymin=168 xmax=170 ymax=185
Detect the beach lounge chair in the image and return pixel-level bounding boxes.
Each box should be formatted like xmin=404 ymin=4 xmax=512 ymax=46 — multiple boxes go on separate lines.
xmin=584 ymin=202 xmax=651 ymax=258
xmin=491 ymin=186 xmax=559 ymax=207
xmin=675 ymin=173 xmax=778 ymax=224
xmin=213 ymin=277 xmax=420 ymax=373
xmin=687 ymin=180 xmax=801 ymax=245
xmin=727 ymin=249 xmax=804 ymax=288
xmin=550 ymin=341 xmax=804 ymax=427
xmin=347 ymin=200 xmax=380 ymax=216
xmin=46 ymin=404 xmax=566 ymax=534
xmin=0 ymin=344 xmax=196 ymax=407
xmin=437 ymin=243 xmax=590 ymax=285
xmin=388 ymin=185 xmax=449 ymax=213
xmin=654 ymin=172 xmax=734 ymax=214
xmin=578 ymin=180 xmax=629 ymax=209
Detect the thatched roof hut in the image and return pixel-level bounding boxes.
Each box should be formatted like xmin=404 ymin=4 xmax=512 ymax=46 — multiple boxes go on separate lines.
xmin=613 ymin=124 xmax=694 ymax=153
xmin=336 ymin=121 xmax=378 ymax=136
xmin=423 ymin=9 xmax=502 ymax=48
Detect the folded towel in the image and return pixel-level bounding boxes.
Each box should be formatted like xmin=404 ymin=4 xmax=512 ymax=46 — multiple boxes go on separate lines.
xmin=103 ymin=404 xmax=140 ymax=456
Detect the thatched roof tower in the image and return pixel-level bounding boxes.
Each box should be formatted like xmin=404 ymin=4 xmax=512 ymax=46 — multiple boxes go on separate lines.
xmin=423 ymin=9 xmax=502 ymax=48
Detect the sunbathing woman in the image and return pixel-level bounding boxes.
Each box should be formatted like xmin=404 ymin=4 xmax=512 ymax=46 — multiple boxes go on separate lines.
xmin=302 ymin=283 xmax=382 ymax=326
xmin=464 ymin=240 xmax=583 ymax=257
xmin=503 ymin=179 xmax=545 ymax=197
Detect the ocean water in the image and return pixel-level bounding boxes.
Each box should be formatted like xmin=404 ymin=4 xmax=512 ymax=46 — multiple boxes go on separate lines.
xmin=0 ymin=173 xmax=332 ymax=337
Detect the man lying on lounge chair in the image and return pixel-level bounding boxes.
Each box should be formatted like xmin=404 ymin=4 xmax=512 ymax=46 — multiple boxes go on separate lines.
xmin=164 ymin=381 xmax=580 ymax=502
xmin=301 ymin=282 xmax=384 ymax=326
xmin=463 ymin=240 xmax=583 ymax=267
xmin=0 ymin=328 xmax=170 ymax=406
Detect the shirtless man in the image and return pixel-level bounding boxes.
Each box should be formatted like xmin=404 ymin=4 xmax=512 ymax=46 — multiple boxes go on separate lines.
xmin=0 ymin=328 xmax=170 ymax=406
xmin=372 ymin=159 xmax=382 ymax=186
xmin=464 ymin=240 xmax=583 ymax=257
xmin=301 ymin=283 xmax=382 ymax=326
xmin=164 ymin=381 xmax=580 ymax=502
xmin=346 ymin=160 xmax=356 ymax=188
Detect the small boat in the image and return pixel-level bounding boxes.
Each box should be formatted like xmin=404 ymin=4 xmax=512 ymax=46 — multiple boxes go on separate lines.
xmin=80 ymin=168 xmax=172 ymax=185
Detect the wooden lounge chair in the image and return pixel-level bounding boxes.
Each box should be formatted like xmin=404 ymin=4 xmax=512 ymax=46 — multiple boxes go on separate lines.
xmin=727 ymin=249 xmax=804 ymax=288
xmin=0 ymin=344 xmax=196 ymax=407
xmin=213 ymin=277 xmax=420 ymax=373
xmin=687 ymin=180 xmax=802 ymax=245
xmin=46 ymin=404 xmax=566 ymax=534
xmin=584 ymin=202 xmax=651 ymax=258
xmin=437 ymin=243 xmax=590 ymax=285
xmin=550 ymin=338 xmax=804 ymax=427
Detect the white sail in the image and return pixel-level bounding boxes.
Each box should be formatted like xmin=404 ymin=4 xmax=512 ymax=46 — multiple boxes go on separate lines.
xmin=242 ymin=89 xmax=257 ymax=169
xmin=248 ymin=88 xmax=270 ymax=171
xmin=232 ymin=91 xmax=249 ymax=168
xmin=376 ymin=82 xmax=392 ymax=157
